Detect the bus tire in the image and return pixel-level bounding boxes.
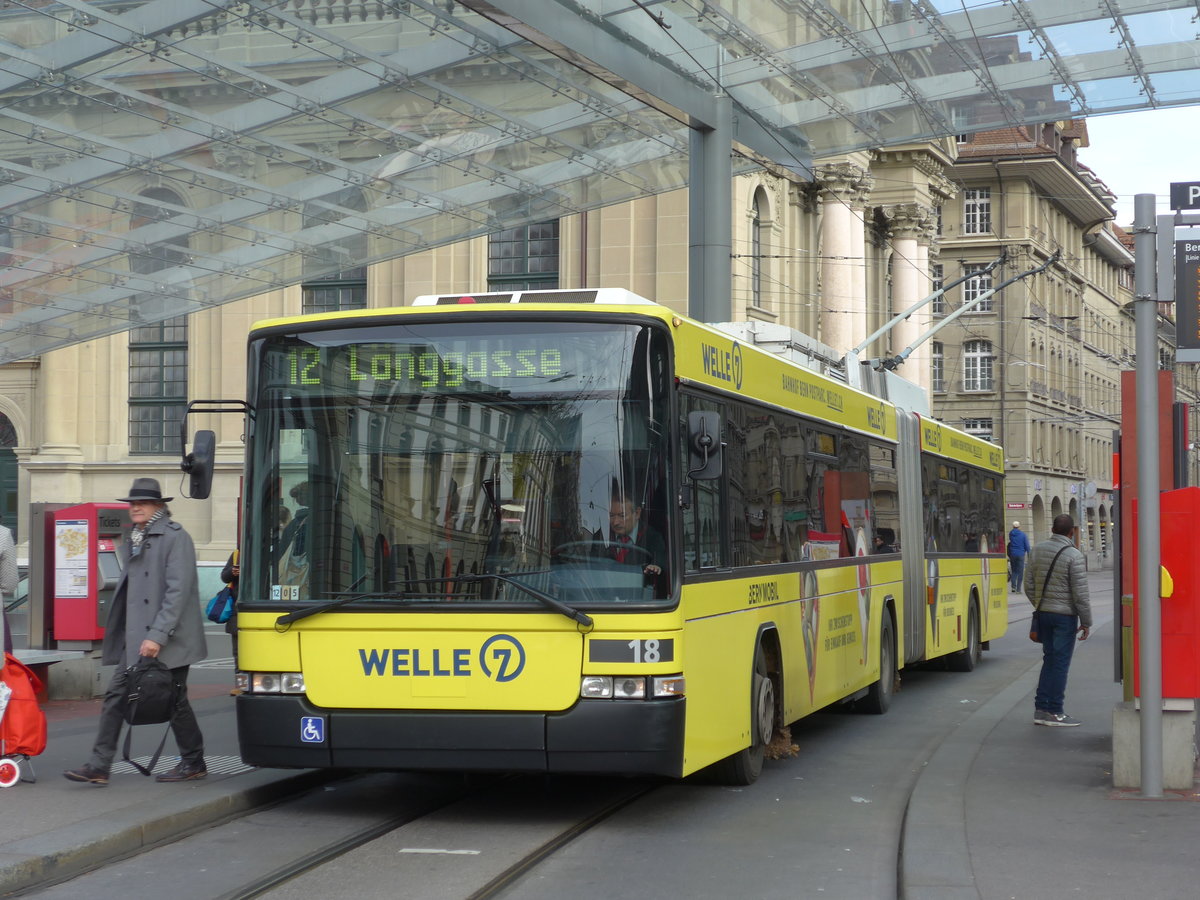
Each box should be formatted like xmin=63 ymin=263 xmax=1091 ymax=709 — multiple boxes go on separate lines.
xmin=711 ymin=649 xmax=774 ymax=785
xmin=858 ymin=615 xmax=895 ymax=715
xmin=950 ymin=601 xmax=981 ymax=672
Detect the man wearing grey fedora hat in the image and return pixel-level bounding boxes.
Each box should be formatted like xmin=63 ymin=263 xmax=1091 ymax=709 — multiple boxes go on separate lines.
xmin=65 ymin=477 xmax=208 ymax=785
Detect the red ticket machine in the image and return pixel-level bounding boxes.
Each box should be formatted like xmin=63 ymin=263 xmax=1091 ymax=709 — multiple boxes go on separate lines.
xmin=49 ymin=503 xmax=129 ymax=642
xmin=1132 ymin=486 xmax=1200 ymax=698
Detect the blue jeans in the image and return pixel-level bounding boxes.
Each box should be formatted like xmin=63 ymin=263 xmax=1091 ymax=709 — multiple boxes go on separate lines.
xmin=1009 ymin=555 xmax=1026 ymax=592
xmin=1034 ymin=611 xmax=1079 ymax=714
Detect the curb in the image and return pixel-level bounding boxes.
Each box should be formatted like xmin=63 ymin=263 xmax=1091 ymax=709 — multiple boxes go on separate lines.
xmin=0 ymin=768 xmax=335 ymax=895
xmin=899 ymin=656 xmax=1041 ymax=898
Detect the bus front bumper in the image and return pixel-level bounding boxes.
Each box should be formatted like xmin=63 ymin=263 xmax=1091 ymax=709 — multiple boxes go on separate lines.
xmin=236 ymin=694 xmax=686 ymax=777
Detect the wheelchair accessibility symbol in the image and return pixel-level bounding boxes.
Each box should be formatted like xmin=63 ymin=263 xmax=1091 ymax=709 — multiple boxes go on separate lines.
xmin=300 ymin=716 xmax=325 ymax=743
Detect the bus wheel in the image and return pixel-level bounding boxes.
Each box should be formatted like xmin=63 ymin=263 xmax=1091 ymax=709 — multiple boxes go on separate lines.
xmin=712 ymin=651 xmax=775 ymax=785
xmin=858 ymin=616 xmax=895 ymax=715
xmin=950 ymin=602 xmax=981 ymax=672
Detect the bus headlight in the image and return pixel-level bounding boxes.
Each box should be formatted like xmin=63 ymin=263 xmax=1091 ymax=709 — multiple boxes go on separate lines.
xmin=580 ymin=675 xmax=683 ymax=700
xmin=581 ymin=675 xmax=613 ymax=698
xmin=249 ymin=672 xmax=306 ymax=694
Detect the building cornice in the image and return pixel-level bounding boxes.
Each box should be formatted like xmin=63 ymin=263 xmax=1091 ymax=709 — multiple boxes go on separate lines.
xmin=954 ymin=157 xmax=1112 ymax=230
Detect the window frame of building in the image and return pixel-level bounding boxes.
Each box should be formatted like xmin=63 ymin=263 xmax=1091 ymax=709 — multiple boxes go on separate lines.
xmin=963 ymin=263 xmax=993 ymax=312
xmin=963 ymin=339 xmax=994 ymax=392
xmin=963 ymin=188 xmax=992 ymax=235
xmin=931 ymin=263 xmax=945 ymax=315
xmin=932 ymin=341 xmax=945 ymax=392
xmin=302 ymin=267 xmax=368 ymax=314
xmin=488 ymin=220 xmax=560 ymax=291
xmin=301 ymin=187 xmax=368 ymax=314
xmin=128 ymin=186 xmax=191 ymax=456
xmin=129 ymin=316 xmax=189 ymax=455
xmin=750 ymin=189 xmax=768 ymax=310
xmin=962 ymin=417 xmax=994 ymax=442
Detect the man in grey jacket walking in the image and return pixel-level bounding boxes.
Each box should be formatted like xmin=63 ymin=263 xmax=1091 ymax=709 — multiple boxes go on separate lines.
xmin=1025 ymin=513 xmax=1092 ymax=727
xmin=65 ymin=478 xmax=208 ymax=785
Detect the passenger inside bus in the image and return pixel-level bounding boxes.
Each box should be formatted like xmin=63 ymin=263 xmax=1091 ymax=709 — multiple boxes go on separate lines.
xmin=276 ymin=481 xmax=311 ymax=590
xmin=874 ymin=527 xmax=897 ymax=554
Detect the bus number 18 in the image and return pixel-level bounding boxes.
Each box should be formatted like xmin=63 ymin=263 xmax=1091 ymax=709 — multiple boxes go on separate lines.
xmin=628 ymin=639 xmax=661 ymax=663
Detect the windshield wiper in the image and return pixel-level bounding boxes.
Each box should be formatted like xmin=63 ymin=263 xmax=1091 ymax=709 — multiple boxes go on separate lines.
xmin=274 ymin=573 xmax=375 ymax=626
xmin=274 ymin=589 xmax=395 ymax=627
xmin=274 ymin=573 xmax=592 ymax=628
xmin=454 ymin=572 xmax=593 ymax=627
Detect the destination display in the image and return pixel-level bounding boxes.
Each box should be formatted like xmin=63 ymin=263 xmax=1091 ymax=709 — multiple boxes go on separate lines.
xmin=263 ymin=323 xmax=642 ymax=395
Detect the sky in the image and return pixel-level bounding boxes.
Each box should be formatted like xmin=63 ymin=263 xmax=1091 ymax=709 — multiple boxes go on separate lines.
xmin=1078 ymin=107 xmax=1200 ymax=226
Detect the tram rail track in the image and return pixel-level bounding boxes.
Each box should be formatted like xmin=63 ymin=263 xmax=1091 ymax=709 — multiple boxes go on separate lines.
xmin=12 ymin=771 xmax=660 ymax=900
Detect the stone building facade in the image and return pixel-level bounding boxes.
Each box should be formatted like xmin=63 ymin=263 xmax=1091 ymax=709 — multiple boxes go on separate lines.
xmin=3 ymin=123 xmax=1188 ymax=574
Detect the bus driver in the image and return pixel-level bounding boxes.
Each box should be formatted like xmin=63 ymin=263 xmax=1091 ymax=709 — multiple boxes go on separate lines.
xmin=605 ymin=493 xmax=666 ymax=587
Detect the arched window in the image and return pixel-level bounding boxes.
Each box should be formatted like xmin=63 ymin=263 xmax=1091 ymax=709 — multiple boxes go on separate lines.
xmin=963 ymin=339 xmax=994 ymax=391
xmin=0 ymin=412 xmax=17 ymax=534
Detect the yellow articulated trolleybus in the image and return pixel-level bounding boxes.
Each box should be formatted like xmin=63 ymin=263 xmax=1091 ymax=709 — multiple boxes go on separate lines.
xmin=188 ymin=288 xmax=1005 ymax=785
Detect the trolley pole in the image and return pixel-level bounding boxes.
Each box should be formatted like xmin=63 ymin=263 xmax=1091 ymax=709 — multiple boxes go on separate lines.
xmin=1133 ymin=192 xmax=1163 ymax=798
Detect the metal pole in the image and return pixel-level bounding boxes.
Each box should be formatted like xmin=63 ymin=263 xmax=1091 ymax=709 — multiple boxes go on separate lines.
xmin=1133 ymin=192 xmax=1163 ymax=798
xmin=688 ymin=94 xmax=732 ymax=323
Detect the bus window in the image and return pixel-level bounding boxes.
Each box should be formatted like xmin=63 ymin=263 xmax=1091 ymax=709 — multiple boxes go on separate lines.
xmin=681 ymin=395 xmax=725 ymax=572
xmin=244 ymin=320 xmax=673 ymax=607
xmin=870 ymin=442 xmax=900 ymax=553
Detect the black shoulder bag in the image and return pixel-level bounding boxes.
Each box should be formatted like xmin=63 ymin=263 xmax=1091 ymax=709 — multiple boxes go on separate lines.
xmin=1029 ymin=545 xmax=1071 ymax=643
xmin=121 ymin=657 xmax=182 ymax=776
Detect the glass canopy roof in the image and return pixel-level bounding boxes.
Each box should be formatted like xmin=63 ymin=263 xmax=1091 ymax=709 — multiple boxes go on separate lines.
xmin=0 ymin=0 xmax=1197 ymax=363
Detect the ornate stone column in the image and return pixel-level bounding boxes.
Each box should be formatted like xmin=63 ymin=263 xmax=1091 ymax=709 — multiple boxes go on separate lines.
xmin=883 ymin=203 xmax=936 ymax=393
xmin=817 ymin=163 xmax=873 ymax=353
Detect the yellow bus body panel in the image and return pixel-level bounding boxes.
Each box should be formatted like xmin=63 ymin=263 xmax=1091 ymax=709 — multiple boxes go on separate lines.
xmin=678 ymin=559 xmax=900 ymax=774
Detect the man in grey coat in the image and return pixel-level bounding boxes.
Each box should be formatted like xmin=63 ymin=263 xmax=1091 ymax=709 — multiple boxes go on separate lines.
xmin=1025 ymin=513 xmax=1091 ymax=727
xmin=65 ymin=478 xmax=208 ymax=785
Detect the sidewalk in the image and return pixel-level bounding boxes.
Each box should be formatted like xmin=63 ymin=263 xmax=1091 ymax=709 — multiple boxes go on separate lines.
xmin=902 ymin=569 xmax=1200 ymax=899
xmin=0 ymin=655 xmax=331 ymax=896
xmin=4 ymin=573 xmax=1198 ymax=898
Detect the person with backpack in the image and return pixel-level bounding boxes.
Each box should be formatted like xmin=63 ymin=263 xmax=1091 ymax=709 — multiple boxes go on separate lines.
xmin=64 ymin=478 xmax=208 ymax=786
xmin=1007 ymin=520 xmax=1032 ymax=593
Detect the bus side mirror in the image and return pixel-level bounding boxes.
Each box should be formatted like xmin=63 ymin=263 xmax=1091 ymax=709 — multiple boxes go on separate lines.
xmin=181 ymin=429 xmax=216 ymax=499
xmin=687 ymin=411 xmax=723 ymax=481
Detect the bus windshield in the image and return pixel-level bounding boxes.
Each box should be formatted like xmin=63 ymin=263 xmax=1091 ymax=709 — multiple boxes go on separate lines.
xmin=241 ymin=318 xmax=673 ymax=611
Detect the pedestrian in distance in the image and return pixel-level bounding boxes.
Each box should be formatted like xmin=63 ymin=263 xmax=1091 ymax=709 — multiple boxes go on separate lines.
xmin=1025 ymin=513 xmax=1091 ymax=727
xmin=1007 ymin=520 xmax=1031 ymax=593
xmin=221 ymin=550 xmax=241 ymax=695
xmin=64 ymin=478 xmax=208 ymax=786
xmin=0 ymin=523 xmax=17 ymax=655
